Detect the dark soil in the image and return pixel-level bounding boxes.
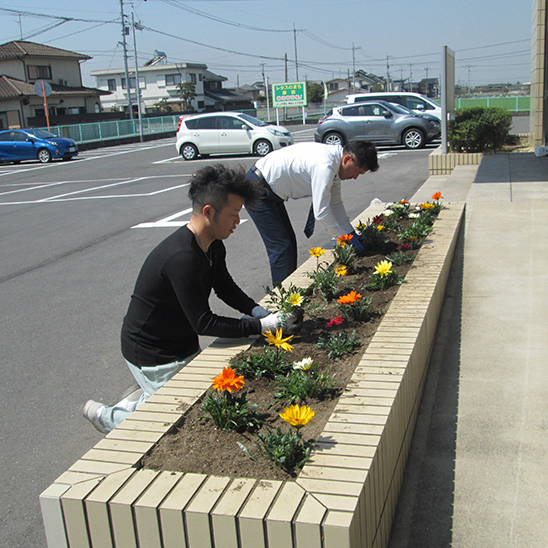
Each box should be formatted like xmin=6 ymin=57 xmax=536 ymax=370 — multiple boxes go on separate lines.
xmin=142 ymin=222 xmax=425 ymax=481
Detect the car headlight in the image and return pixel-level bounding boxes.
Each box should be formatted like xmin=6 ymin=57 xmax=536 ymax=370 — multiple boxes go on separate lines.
xmin=267 ymin=127 xmax=284 ymax=137
xmin=429 ymin=120 xmax=440 ymax=128
xmin=48 ymin=141 xmax=61 ymax=146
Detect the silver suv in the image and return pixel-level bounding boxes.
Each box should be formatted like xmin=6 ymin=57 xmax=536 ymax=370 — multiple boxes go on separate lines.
xmin=175 ymin=112 xmax=293 ymax=160
xmin=314 ymin=100 xmax=441 ymax=149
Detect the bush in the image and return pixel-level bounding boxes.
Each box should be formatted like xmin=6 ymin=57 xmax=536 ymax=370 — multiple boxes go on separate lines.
xmin=448 ymin=107 xmax=513 ymax=153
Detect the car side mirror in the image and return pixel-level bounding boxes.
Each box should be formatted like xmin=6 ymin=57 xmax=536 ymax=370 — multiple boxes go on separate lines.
xmin=241 ymin=124 xmax=251 ymax=130
xmin=383 ymin=110 xmax=393 ymax=118
xmin=26 ymin=137 xmax=36 ymax=142
xmin=416 ymin=103 xmax=426 ymax=110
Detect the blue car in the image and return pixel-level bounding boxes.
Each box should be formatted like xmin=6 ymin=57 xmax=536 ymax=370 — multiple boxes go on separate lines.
xmin=0 ymin=128 xmax=78 ymax=163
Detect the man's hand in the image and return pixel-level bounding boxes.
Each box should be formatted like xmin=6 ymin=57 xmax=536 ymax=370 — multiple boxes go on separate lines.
xmin=251 ymin=305 xmax=271 ymax=319
xmin=350 ymin=231 xmax=366 ymax=256
xmin=259 ymin=310 xmax=302 ymax=334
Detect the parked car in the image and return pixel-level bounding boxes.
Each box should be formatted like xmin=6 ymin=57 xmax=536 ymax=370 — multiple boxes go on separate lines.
xmin=175 ymin=112 xmax=293 ymax=160
xmin=346 ymin=92 xmax=443 ymax=120
xmin=0 ymin=128 xmax=78 ymax=164
xmin=314 ymin=100 xmax=441 ymax=149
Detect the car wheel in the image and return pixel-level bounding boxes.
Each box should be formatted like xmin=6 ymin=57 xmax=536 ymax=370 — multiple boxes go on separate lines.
xmin=180 ymin=143 xmax=198 ymax=160
xmin=38 ymin=148 xmax=52 ymax=163
xmin=403 ymin=128 xmax=425 ymax=149
xmin=254 ymin=139 xmax=273 ymax=157
xmin=322 ymin=132 xmax=345 ymax=146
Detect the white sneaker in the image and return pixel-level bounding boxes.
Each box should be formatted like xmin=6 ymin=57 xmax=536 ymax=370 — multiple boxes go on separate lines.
xmin=82 ymin=400 xmax=108 ymax=434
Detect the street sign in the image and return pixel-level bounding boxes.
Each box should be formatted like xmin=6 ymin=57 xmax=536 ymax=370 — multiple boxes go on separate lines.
xmin=34 ymin=79 xmax=52 ymax=97
xmin=271 ymin=82 xmax=307 ymax=108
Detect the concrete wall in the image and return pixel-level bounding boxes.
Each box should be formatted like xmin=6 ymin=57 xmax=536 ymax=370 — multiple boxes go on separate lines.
xmin=530 ymin=0 xmax=547 ymax=146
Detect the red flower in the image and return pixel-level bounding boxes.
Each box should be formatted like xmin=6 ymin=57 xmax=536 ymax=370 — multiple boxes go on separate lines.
xmin=326 ymin=316 xmax=344 ymax=328
xmin=397 ymin=243 xmax=411 ymax=251
xmin=373 ymin=215 xmax=384 ymax=225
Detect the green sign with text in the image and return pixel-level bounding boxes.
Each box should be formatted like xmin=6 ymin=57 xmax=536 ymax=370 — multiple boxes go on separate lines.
xmin=271 ymin=82 xmax=307 ymax=107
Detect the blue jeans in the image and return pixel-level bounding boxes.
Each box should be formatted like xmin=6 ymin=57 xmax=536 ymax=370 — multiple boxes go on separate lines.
xmin=245 ymin=167 xmax=297 ymax=285
xmin=99 ymin=351 xmax=199 ymax=432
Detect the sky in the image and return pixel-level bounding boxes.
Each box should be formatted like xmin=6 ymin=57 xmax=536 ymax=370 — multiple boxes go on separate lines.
xmin=0 ymin=0 xmax=532 ymax=91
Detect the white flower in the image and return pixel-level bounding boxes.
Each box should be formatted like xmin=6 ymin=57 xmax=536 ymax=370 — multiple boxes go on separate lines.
xmin=409 ymin=212 xmax=420 ymax=218
xmin=293 ymin=357 xmax=313 ymax=371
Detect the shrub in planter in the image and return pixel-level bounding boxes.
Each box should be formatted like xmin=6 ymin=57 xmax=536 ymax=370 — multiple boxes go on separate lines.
xmin=448 ymin=106 xmax=513 ymax=153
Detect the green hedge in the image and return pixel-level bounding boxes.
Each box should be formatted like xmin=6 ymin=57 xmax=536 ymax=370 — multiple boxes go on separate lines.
xmin=448 ymin=107 xmax=513 ymax=153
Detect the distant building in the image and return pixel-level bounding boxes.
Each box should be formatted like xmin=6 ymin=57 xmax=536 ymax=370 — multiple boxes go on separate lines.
xmin=325 ymin=71 xmax=386 ymax=104
xmin=0 ymin=40 xmax=108 ymax=129
xmin=92 ymin=59 xmax=253 ymax=114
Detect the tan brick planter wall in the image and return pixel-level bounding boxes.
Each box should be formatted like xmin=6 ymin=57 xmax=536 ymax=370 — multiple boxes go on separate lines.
xmin=40 ymin=202 xmax=464 ymax=548
xmin=429 ymin=146 xmax=483 ymax=175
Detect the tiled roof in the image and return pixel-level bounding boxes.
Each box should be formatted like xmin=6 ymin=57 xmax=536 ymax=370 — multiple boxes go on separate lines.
xmin=0 ymin=40 xmax=91 ymax=60
xmin=0 ymin=75 xmax=109 ymax=99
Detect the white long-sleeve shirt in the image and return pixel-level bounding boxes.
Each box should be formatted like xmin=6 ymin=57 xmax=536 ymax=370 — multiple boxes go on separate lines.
xmin=255 ymin=142 xmax=354 ymax=237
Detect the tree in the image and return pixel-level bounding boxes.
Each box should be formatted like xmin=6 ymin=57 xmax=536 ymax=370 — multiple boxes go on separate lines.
xmin=176 ymin=82 xmax=197 ymax=112
xmin=307 ymin=82 xmax=324 ymax=104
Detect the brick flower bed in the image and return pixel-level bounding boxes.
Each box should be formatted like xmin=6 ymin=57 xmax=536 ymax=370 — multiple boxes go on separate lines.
xmin=40 ymin=201 xmax=464 ymax=548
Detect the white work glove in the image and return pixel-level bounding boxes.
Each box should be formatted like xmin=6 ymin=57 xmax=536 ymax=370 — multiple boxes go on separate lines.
xmin=259 ymin=310 xmax=302 ymax=334
xmin=251 ymin=305 xmax=271 ymax=319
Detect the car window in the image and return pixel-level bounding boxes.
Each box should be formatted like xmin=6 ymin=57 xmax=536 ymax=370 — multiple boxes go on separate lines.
xmin=0 ymin=132 xmax=11 ymax=141
xmin=340 ymin=106 xmax=361 ymax=117
xmin=184 ymin=118 xmax=197 ymax=130
xmin=195 ymin=117 xmax=217 ymax=130
xmin=10 ymin=132 xmax=27 ymax=142
xmin=220 ymin=117 xmax=245 ymax=130
xmin=406 ymin=97 xmax=434 ymax=111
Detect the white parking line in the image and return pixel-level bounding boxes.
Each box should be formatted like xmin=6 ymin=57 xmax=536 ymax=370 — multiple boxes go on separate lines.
xmin=132 ymin=208 xmax=248 ymax=229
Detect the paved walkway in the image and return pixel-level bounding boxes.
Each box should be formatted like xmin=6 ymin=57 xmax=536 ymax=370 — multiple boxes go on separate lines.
xmin=388 ymin=153 xmax=548 ymax=548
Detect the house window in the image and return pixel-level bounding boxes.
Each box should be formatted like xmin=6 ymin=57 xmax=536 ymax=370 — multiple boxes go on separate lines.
xmin=121 ymin=77 xmax=136 ymax=89
xmin=28 ymin=65 xmax=52 ymax=80
xmin=165 ymin=74 xmax=182 ymax=86
xmin=188 ymin=73 xmax=197 ymax=84
xmin=199 ymin=74 xmax=203 ymax=81
xmin=107 ymin=79 xmax=116 ymax=91
xmin=329 ymin=82 xmax=339 ymax=91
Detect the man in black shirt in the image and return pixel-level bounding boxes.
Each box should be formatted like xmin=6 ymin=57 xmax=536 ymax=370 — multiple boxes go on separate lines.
xmin=84 ymin=165 xmax=298 ymax=433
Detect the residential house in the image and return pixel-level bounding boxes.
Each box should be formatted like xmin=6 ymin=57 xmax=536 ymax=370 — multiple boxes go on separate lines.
xmin=203 ymin=70 xmax=254 ymax=112
xmin=92 ymin=58 xmax=208 ymax=114
xmin=325 ymin=71 xmax=386 ymax=104
xmin=0 ymin=40 xmax=109 ymax=129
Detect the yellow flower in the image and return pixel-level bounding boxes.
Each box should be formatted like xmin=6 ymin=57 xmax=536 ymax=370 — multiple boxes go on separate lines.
xmin=279 ymin=404 xmax=315 ymax=428
xmin=334 ymin=265 xmax=347 ymax=277
xmin=356 ymin=221 xmax=366 ymax=231
xmin=419 ymin=202 xmax=435 ymax=210
xmin=376 ymin=225 xmax=385 ymax=232
xmin=309 ymin=247 xmax=325 ymax=258
xmin=374 ymin=260 xmax=393 ymax=278
xmin=406 ymin=236 xmax=418 ymax=241
xmin=212 ymin=367 xmax=245 ymax=393
xmin=264 ymin=328 xmax=293 ymax=352
xmin=293 ymin=357 xmax=313 ymax=371
xmin=288 ymin=293 xmax=303 ymax=307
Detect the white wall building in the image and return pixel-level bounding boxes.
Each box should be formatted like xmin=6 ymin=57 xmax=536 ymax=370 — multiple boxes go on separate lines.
xmin=91 ymin=61 xmax=209 ymax=114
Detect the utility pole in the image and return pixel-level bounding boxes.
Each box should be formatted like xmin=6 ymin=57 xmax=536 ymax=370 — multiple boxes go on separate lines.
xmin=132 ymin=12 xmax=143 ymax=141
xmin=386 ymin=56 xmax=391 ymax=92
xmin=119 ymin=0 xmax=133 ymax=119
xmin=351 ymin=43 xmax=361 ymax=93
xmin=261 ymin=63 xmax=270 ymax=121
xmin=284 ymin=53 xmax=288 ymax=82
xmin=293 ymin=23 xmax=299 ymax=81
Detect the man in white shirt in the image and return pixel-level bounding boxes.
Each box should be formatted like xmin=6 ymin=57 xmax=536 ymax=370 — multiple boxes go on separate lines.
xmin=245 ymin=140 xmax=379 ymax=285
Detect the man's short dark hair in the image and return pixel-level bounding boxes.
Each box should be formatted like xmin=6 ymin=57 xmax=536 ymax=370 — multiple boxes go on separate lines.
xmin=188 ymin=164 xmax=263 ymax=212
xmin=343 ymin=140 xmax=379 ymax=172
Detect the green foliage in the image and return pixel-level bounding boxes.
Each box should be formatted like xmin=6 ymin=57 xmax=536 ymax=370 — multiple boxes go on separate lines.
xmin=176 ymin=81 xmax=197 ymax=111
xmin=307 ymin=82 xmax=325 ymax=104
xmin=332 ymin=241 xmax=356 ymax=267
xmin=200 ymin=391 xmax=262 ymax=432
xmin=255 ymin=427 xmax=315 ymax=473
xmin=366 ymin=270 xmax=404 ymax=291
xmin=355 ymin=218 xmax=389 ymax=252
xmin=317 ymin=329 xmax=360 ymax=360
xmin=385 ymin=201 xmax=411 ymax=220
xmin=307 ymin=263 xmax=342 ymax=302
xmin=275 ymin=366 xmax=339 ymax=403
xmin=230 ymin=348 xmax=293 ymax=380
xmin=448 ymin=106 xmax=513 ymax=153
xmin=265 ymin=283 xmax=307 ymax=313
xmin=386 ymin=250 xmax=414 ymax=266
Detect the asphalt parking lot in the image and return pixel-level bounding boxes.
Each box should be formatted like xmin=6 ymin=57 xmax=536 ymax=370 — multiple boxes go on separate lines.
xmin=0 ymin=128 xmax=435 ymax=548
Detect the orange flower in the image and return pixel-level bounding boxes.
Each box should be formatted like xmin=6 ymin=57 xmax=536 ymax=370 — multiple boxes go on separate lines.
xmin=337 ymin=234 xmax=353 ymax=247
xmin=338 ymin=290 xmax=362 ymax=305
xmin=431 ymin=192 xmax=443 ymax=200
xmin=212 ymin=367 xmax=245 ymax=393
xmin=399 ymin=199 xmax=410 ymax=204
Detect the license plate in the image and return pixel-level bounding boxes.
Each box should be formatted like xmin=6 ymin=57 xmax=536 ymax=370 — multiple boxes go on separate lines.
xmin=68 ymin=146 xmax=76 ymax=152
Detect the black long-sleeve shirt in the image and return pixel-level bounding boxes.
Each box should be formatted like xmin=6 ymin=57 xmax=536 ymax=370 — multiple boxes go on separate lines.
xmin=121 ymin=226 xmax=261 ymax=367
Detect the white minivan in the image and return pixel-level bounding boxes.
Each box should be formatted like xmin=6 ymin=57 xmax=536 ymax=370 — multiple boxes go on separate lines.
xmin=346 ymin=92 xmax=442 ymax=121
xmin=175 ymin=112 xmax=293 ymax=160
